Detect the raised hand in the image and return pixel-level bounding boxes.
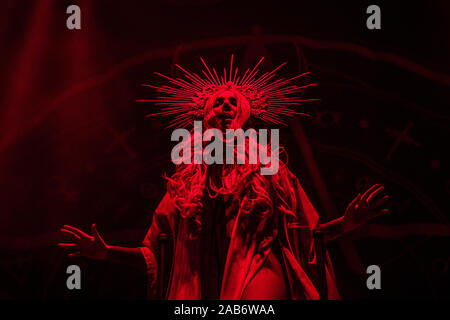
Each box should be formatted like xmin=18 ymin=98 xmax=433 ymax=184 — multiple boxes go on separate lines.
xmin=341 ymin=184 xmax=390 ymax=234
xmin=58 ymin=224 xmax=109 ymax=260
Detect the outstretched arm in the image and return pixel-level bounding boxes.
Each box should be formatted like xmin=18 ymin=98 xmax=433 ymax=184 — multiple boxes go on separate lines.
xmin=316 ymin=184 xmax=390 ymax=242
xmin=58 ymin=224 xmax=145 ymax=268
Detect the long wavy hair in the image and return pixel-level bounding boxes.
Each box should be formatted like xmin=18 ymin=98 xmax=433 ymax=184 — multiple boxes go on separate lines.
xmin=164 ymin=89 xmax=298 ymax=238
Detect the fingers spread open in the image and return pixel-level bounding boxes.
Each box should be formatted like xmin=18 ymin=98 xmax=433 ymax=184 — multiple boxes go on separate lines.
xmin=370 ymin=195 xmax=389 ymax=209
xmin=68 ymin=252 xmax=81 ymax=258
xmin=60 ymin=228 xmax=81 ymax=240
xmin=361 ymin=184 xmax=381 ymax=202
xmin=91 ymin=224 xmax=101 ymax=240
xmin=367 ymin=186 xmax=386 ymax=204
xmin=58 ymin=243 xmax=78 ymax=249
xmin=63 ymin=225 xmax=89 ymax=238
xmin=373 ymin=208 xmax=390 ymax=218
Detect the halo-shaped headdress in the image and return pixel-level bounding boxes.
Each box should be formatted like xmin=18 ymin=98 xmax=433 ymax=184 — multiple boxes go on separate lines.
xmin=139 ymin=56 xmax=318 ymax=128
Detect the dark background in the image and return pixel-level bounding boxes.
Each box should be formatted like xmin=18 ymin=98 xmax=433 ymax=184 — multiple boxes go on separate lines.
xmin=0 ymin=0 xmax=449 ymax=299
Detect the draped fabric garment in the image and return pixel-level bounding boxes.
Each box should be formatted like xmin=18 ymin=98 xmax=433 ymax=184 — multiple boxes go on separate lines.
xmin=139 ymin=166 xmax=341 ymax=300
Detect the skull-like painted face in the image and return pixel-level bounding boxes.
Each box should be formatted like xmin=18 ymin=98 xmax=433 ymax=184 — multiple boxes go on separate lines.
xmin=209 ymin=90 xmax=239 ymax=130
xmin=213 ymin=91 xmax=238 ymax=129
xmin=204 ymin=88 xmax=251 ymax=131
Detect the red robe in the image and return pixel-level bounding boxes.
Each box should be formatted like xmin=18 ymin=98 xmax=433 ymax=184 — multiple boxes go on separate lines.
xmin=139 ymin=166 xmax=340 ymax=299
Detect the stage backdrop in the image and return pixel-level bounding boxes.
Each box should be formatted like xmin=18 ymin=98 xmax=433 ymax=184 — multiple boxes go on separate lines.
xmin=0 ymin=0 xmax=449 ymax=299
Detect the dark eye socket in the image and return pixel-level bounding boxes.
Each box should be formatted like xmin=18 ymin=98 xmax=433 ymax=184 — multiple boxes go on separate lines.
xmin=214 ymin=97 xmax=224 ymax=106
xmin=229 ymin=97 xmax=237 ymax=105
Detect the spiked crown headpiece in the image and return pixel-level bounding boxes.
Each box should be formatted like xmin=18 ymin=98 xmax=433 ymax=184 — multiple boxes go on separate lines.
xmin=139 ymin=56 xmax=318 ymax=128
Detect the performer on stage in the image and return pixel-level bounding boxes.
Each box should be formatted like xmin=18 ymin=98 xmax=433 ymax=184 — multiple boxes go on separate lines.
xmin=58 ymin=57 xmax=389 ymax=299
